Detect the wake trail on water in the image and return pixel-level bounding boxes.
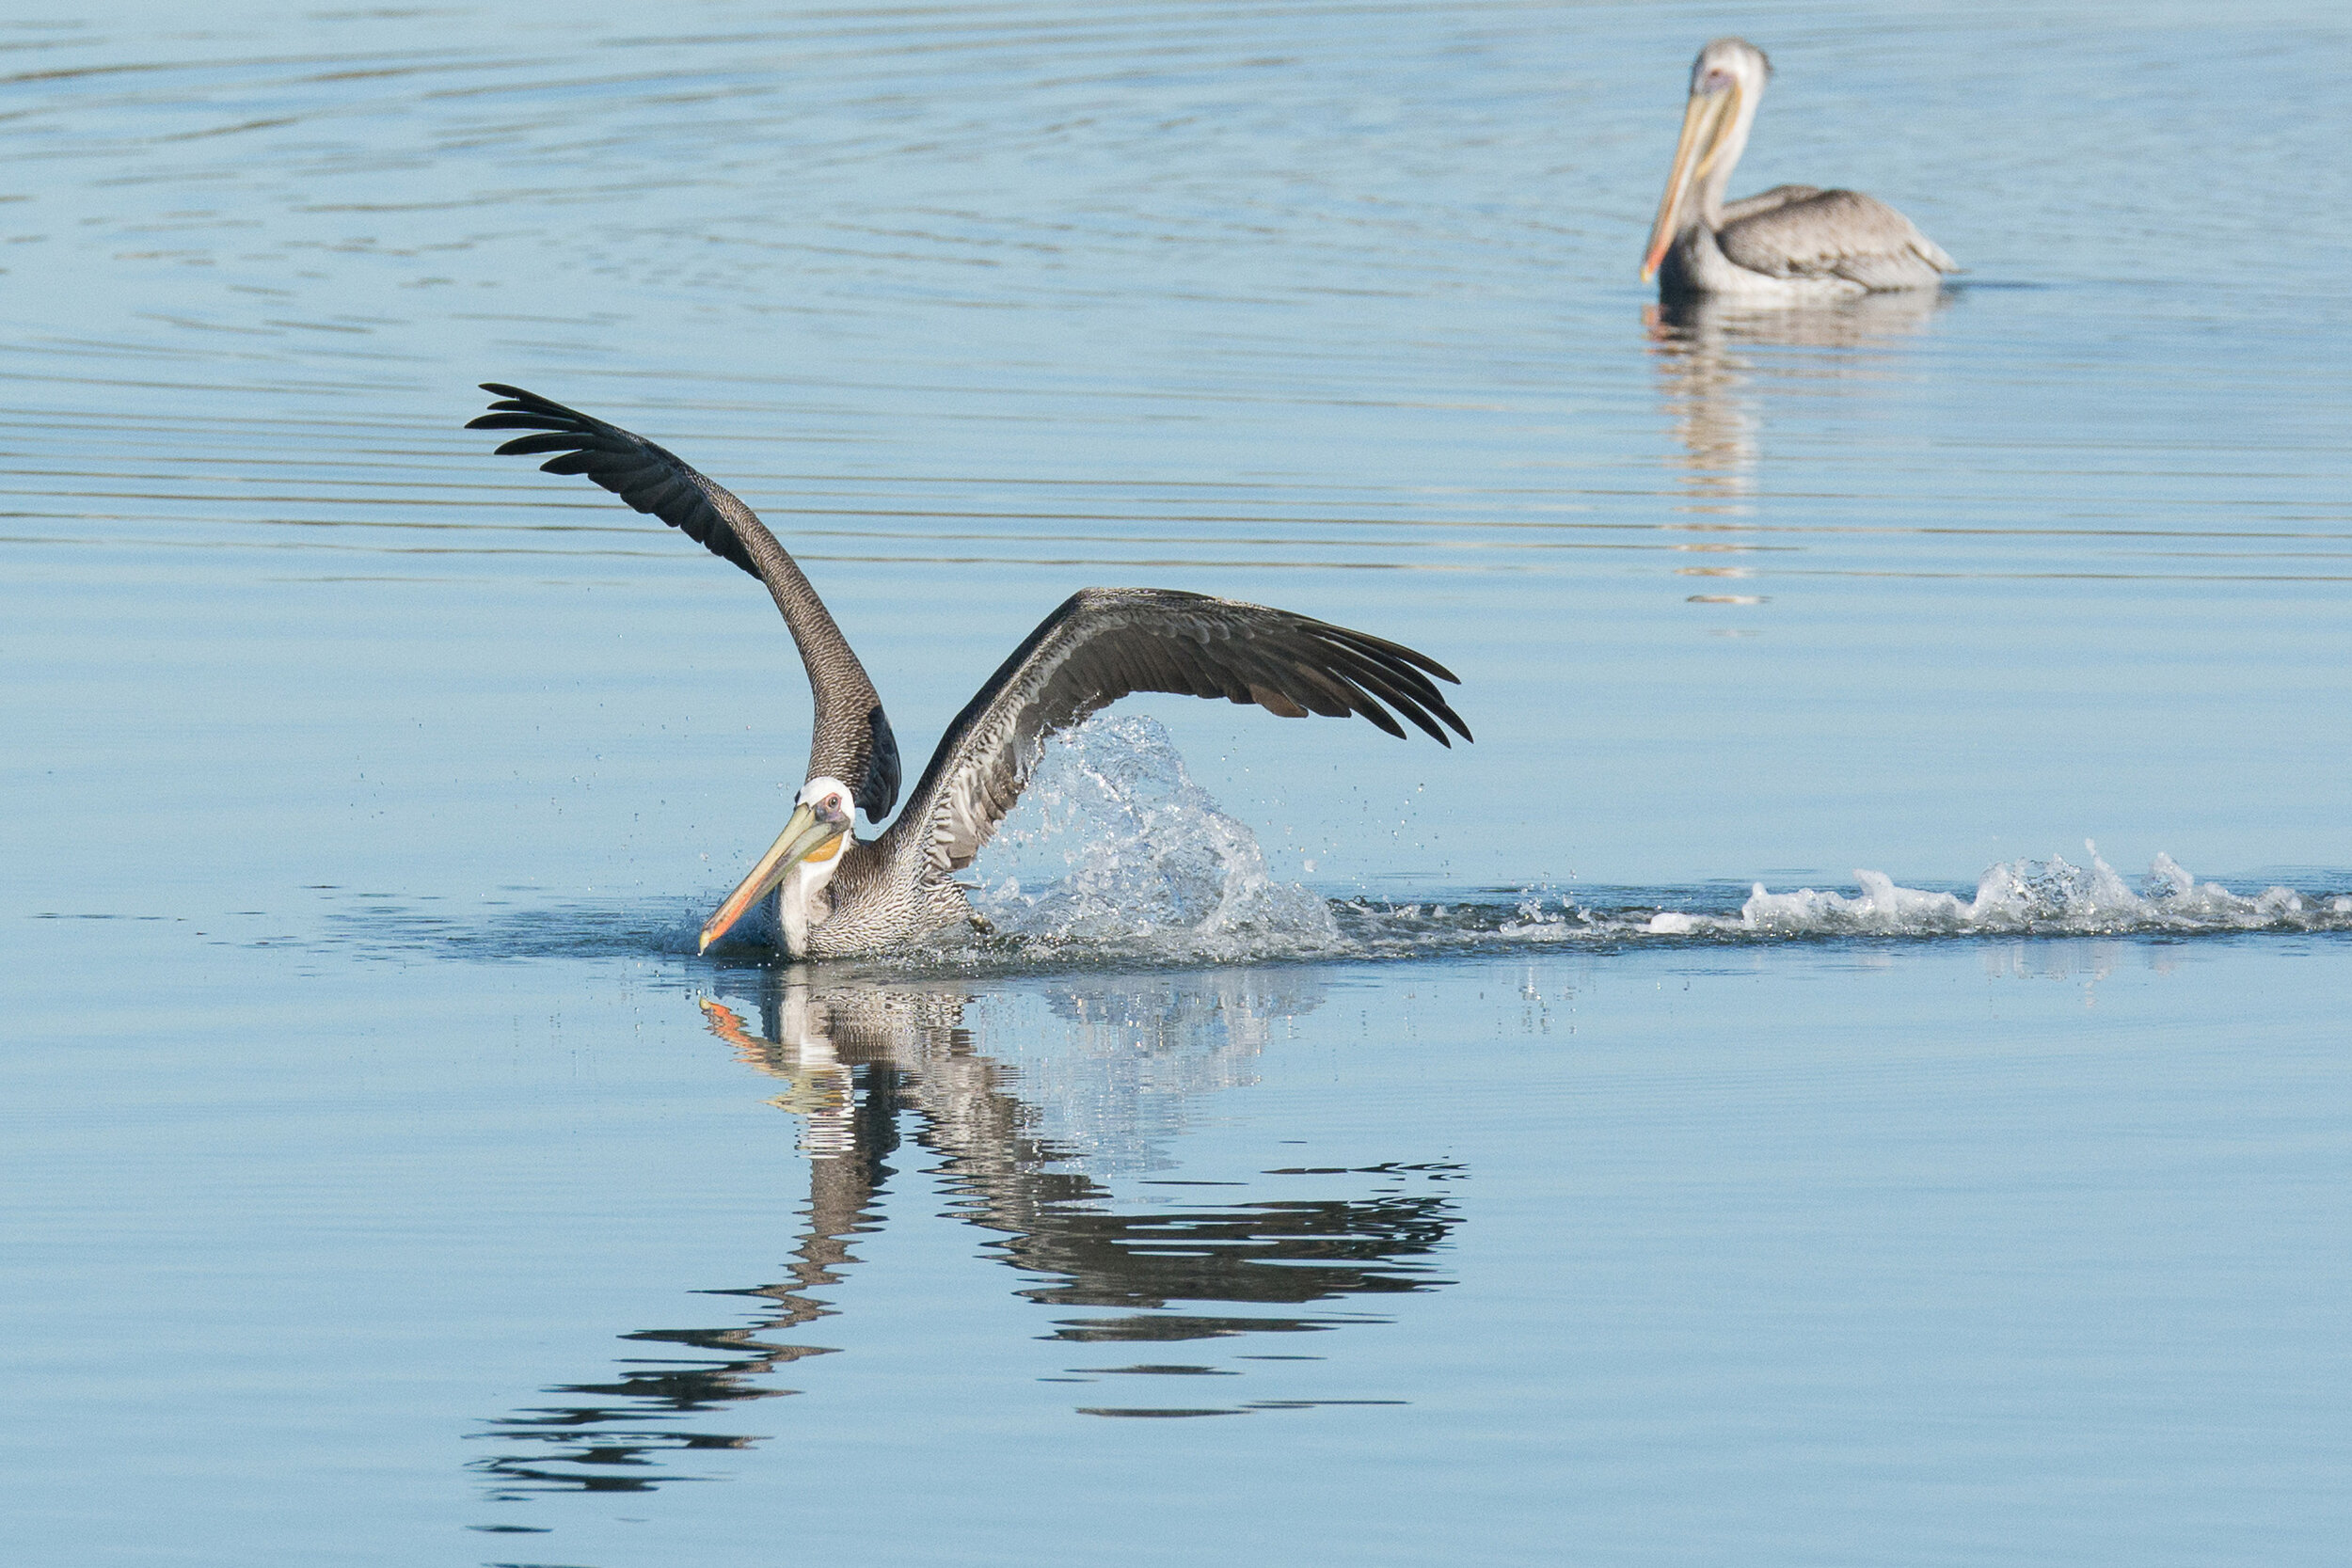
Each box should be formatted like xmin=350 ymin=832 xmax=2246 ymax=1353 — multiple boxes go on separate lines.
xmin=319 ymin=715 xmax=2350 ymax=968
xmin=947 ymin=716 xmax=2352 ymax=967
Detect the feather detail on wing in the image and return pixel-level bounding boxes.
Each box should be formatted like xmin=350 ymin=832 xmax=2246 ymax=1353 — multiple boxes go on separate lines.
xmin=469 ymin=382 xmax=771 ymax=580
xmin=466 ymin=384 xmax=902 ymax=819
xmin=1717 ymin=188 xmax=1957 ymax=288
xmin=882 ymin=588 xmax=1471 ymax=879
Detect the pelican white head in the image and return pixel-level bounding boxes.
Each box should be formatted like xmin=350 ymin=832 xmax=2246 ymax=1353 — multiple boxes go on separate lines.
xmin=698 ymin=775 xmax=856 ymax=955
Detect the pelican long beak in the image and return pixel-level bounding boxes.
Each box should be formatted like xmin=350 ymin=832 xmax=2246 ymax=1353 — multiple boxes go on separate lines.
xmin=1642 ymin=83 xmax=1740 ymax=282
xmin=698 ymin=801 xmax=849 ymax=954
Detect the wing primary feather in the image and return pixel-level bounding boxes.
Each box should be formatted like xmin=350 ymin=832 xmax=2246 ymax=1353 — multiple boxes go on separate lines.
xmin=1310 ymin=651 xmax=1453 ymax=744
xmin=1316 ymin=625 xmax=1460 ymax=701
xmin=467 ymin=384 xmax=759 ymax=574
xmin=1310 ymin=621 xmax=1462 ymax=686
xmin=1308 ymin=638 xmax=1470 ymax=742
xmin=1315 ymin=640 xmax=1447 ymax=715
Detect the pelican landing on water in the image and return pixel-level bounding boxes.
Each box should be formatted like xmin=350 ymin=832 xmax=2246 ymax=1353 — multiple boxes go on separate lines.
xmin=1643 ymin=38 xmax=1957 ymax=303
xmin=467 ymin=386 xmax=1470 ymax=959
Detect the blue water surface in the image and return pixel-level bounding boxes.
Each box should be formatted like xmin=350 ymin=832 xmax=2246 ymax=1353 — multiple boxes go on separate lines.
xmin=2 ymin=1 xmax=2347 ymax=1563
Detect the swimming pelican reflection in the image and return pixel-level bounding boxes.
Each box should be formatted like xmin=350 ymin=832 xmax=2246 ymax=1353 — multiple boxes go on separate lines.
xmin=1644 ymin=290 xmax=1951 ymax=513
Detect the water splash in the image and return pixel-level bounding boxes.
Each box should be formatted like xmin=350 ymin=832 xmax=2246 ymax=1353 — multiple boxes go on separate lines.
xmin=1633 ymin=843 xmax=2344 ymax=941
xmin=964 ymin=715 xmax=1344 ymax=963
xmin=324 ymin=773 xmax=2350 ymax=972
xmin=936 ymin=730 xmax=2350 ymax=964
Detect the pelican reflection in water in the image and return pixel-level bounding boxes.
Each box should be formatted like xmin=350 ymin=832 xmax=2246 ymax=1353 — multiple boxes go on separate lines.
xmin=1644 ymin=290 xmax=1951 ymax=512
xmin=468 ymin=388 xmax=1470 ymax=958
xmin=1644 ymin=38 xmax=1956 ymax=302
xmin=469 ymin=974 xmax=1463 ymax=1493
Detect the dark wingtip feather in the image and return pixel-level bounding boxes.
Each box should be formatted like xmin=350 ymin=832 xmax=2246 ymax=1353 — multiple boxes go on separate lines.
xmin=1417 ymin=693 xmax=1472 ymax=744
xmin=1384 ymin=690 xmax=1454 ymax=747
xmin=1318 ymin=620 xmax=1461 ymax=686
xmin=471 ymin=383 xmax=595 ymax=426
xmin=1324 ymin=627 xmax=1471 ymax=741
xmin=1347 ymin=689 xmax=1408 ymax=740
xmin=488 ymin=431 xmax=587 ymax=456
xmin=1304 ymin=633 xmax=1471 ymax=745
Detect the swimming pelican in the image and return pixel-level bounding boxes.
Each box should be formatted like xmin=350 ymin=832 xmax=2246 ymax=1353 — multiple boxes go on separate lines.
xmin=1642 ymin=38 xmax=1956 ymax=302
xmin=467 ymin=385 xmax=1471 ymax=959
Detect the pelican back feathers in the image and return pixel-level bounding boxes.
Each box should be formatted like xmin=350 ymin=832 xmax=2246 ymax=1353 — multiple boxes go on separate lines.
xmin=1715 ymin=188 xmax=1957 ymax=291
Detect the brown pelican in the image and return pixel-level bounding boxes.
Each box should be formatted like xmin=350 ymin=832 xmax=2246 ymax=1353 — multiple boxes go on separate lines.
xmin=467 ymin=386 xmax=1471 ymax=959
xmin=1642 ymin=38 xmax=1956 ymax=302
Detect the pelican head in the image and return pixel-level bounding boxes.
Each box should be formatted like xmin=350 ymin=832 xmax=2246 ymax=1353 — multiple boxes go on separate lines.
xmin=1642 ymin=38 xmax=1772 ymax=281
xmin=699 ymin=775 xmax=855 ymax=954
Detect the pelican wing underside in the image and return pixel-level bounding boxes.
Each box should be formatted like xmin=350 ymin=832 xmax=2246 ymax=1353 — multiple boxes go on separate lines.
xmin=883 ymin=588 xmax=1471 ymax=879
xmin=469 ymin=383 xmax=771 ymax=580
xmin=467 ymin=385 xmax=902 ymax=819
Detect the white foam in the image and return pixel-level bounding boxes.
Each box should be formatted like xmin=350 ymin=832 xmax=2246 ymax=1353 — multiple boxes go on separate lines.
xmin=861 ymin=726 xmax=2345 ymax=968
xmin=1671 ymin=843 xmax=2326 ymax=940
xmin=965 ymin=714 xmax=1344 ymax=963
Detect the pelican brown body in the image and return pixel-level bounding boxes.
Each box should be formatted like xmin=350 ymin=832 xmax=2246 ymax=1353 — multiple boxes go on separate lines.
xmin=1644 ymin=38 xmax=1957 ymax=303
xmin=468 ymin=385 xmax=1471 ymax=958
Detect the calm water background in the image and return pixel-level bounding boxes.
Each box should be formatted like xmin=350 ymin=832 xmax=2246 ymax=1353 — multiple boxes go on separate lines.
xmin=4 ymin=1 xmax=2348 ymax=1563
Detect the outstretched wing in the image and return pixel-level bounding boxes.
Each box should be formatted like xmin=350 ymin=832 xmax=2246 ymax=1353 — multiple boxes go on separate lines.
xmin=469 ymin=382 xmax=771 ymax=579
xmin=882 ymin=587 xmax=1471 ymax=878
xmin=1718 ymin=188 xmax=1957 ymax=289
xmin=466 ymin=384 xmax=901 ymax=819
